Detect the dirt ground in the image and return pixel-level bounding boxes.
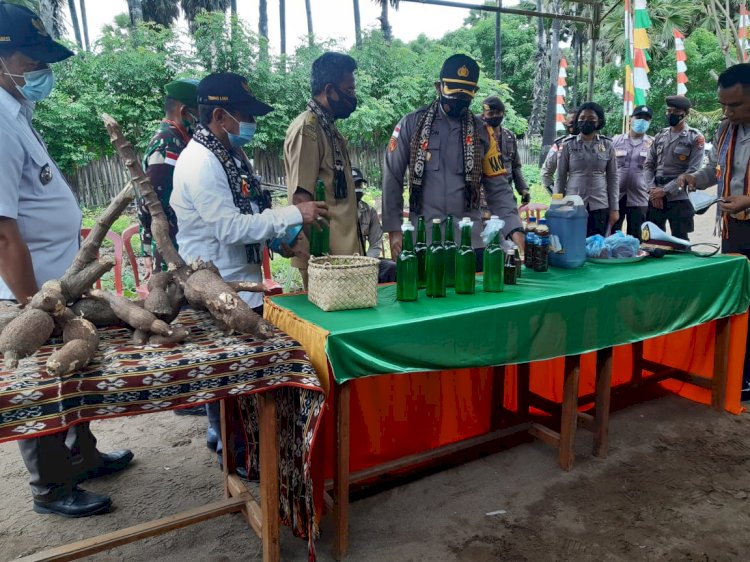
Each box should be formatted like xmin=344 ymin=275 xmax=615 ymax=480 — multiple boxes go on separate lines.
xmin=2 ymin=212 xmax=745 ymax=562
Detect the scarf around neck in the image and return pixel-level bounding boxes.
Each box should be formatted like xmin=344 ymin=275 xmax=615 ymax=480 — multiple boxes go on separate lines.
xmin=307 ymin=99 xmax=348 ymax=199
xmin=408 ymin=99 xmax=481 ymax=214
xmin=192 ymin=125 xmax=270 ymax=264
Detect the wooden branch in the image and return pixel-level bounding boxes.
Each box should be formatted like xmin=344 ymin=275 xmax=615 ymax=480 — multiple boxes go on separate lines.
xmin=102 ymin=113 xmax=186 ymax=272
xmin=227 ymin=281 xmax=266 ymax=293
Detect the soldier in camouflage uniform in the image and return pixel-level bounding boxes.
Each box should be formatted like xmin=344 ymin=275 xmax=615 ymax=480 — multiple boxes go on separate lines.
xmin=138 ymin=79 xmax=199 ymax=273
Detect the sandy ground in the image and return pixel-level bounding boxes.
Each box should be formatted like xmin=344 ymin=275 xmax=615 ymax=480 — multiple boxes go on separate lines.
xmin=1 ymin=212 xmax=744 ymax=562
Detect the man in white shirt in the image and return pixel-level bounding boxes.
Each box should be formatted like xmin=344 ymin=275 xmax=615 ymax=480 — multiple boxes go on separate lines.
xmin=171 ymin=72 xmax=327 ymax=471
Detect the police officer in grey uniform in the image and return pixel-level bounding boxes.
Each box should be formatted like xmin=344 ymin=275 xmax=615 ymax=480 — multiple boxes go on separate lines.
xmin=612 ymin=104 xmax=654 ymax=238
xmin=644 ymin=95 xmax=705 ymax=240
xmin=383 ymin=54 xmax=493 ymax=268
xmin=0 ymin=2 xmax=132 ymax=518
xmin=541 ymin=108 xmax=578 ymax=193
xmin=480 ymin=96 xmax=530 ymax=203
xmin=555 ymin=102 xmax=619 ymax=236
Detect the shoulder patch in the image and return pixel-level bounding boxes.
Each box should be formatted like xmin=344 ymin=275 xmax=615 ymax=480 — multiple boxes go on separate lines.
xmin=695 ymin=133 xmax=705 ymax=148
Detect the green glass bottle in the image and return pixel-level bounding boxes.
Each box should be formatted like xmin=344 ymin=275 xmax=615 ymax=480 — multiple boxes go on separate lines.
xmin=483 ymin=220 xmax=505 ymax=293
xmin=455 ymin=218 xmax=475 ymax=295
xmin=443 ymin=215 xmax=457 ymax=288
xmin=414 ymin=216 xmax=427 ymax=289
xmin=426 ymin=218 xmax=446 ymax=298
xmin=396 ymin=223 xmax=418 ymax=302
xmin=309 ymin=179 xmax=329 ymax=256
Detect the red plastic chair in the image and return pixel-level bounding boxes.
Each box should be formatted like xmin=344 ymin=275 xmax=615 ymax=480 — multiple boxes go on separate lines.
xmin=122 ymin=224 xmax=149 ymax=300
xmin=80 ymin=228 xmax=124 ymax=296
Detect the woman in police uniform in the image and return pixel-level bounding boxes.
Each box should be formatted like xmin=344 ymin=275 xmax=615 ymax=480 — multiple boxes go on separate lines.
xmin=554 ymin=102 xmax=620 ymax=236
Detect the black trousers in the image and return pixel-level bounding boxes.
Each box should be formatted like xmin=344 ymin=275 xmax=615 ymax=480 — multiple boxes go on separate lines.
xmin=587 ymin=208 xmax=610 ymax=237
xmin=612 ymin=198 xmax=648 ymax=239
xmin=647 ymin=199 xmax=695 ymax=241
xmin=723 ymin=219 xmax=750 ymax=401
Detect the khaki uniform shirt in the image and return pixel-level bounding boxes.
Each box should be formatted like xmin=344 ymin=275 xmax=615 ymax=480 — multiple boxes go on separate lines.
xmin=612 ymin=133 xmax=654 ymax=208
xmin=492 ymin=126 xmax=528 ymax=194
xmin=694 ymin=121 xmax=750 ymax=196
xmin=284 ymin=109 xmax=362 ymax=269
xmin=358 ymin=200 xmax=383 ymax=258
xmin=643 ymin=126 xmax=705 ymax=202
xmin=541 ymin=135 xmax=573 ymax=189
xmin=554 ymin=134 xmax=619 ymax=212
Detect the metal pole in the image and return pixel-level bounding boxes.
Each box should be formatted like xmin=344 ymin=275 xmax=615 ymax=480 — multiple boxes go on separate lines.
xmin=400 ymin=0 xmax=593 ymax=25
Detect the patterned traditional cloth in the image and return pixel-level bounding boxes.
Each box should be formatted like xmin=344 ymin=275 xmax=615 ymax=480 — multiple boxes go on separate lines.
xmin=138 ymin=119 xmax=190 ymax=261
xmin=191 ymin=125 xmax=271 ymax=264
xmin=408 ymin=99 xmax=481 ymax=214
xmin=718 ymin=122 xmax=750 ymax=236
xmin=306 ymin=99 xmax=348 ymax=200
xmin=0 ymin=308 xmax=324 ymax=556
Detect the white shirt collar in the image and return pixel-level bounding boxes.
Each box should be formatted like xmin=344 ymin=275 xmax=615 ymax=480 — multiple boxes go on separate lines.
xmin=0 ymin=85 xmax=33 ymax=119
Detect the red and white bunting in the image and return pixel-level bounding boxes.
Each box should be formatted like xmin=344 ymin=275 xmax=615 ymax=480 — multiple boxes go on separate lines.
xmin=740 ymin=4 xmax=749 ymax=62
xmin=673 ymin=29 xmax=688 ymax=96
xmin=556 ymin=58 xmax=568 ymax=132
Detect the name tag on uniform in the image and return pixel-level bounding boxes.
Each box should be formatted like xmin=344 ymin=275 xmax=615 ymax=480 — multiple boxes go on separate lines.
xmin=640 ymin=151 xmax=648 ymax=157
xmin=615 ymin=149 xmax=627 ymax=157
xmin=39 ymin=164 xmax=52 ymax=185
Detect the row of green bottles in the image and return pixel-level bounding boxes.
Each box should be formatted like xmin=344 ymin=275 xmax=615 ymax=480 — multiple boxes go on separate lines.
xmin=455 ymin=219 xmax=476 ymax=294
xmin=414 ymin=216 xmax=427 ymax=289
xmin=426 ymin=219 xmax=446 ymax=298
xmin=397 ymin=223 xmax=418 ymax=301
xmin=483 ymin=230 xmax=505 ymax=293
xmin=309 ymin=179 xmax=329 ymax=257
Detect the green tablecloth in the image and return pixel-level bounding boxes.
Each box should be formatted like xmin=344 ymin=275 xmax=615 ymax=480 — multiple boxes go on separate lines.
xmin=270 ymin=254 xmax=750 ymax=383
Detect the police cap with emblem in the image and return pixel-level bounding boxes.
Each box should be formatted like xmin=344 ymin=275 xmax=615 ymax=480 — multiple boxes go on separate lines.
xmin=632 ymin=104 xmax=653 ymax=118
xmin=197 ymin=72 xmax=273 ymax=116
xmin=0 ymin=1 xmax=74 ymax=63
xmin=165 ymin=79 xmax=199 ymax=110
xmin=440 ymin=54 xmax=480 ymax=97
xmin=351 ymin=167 xmax=367 ymax=193
xmin=482 ymin=96 xmax=505 ymax=113
xmin=665 ymin=95 xmax=691 ymax=111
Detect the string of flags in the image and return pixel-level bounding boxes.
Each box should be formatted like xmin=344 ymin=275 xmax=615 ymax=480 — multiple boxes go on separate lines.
xmin=623 ymin=0 xmax=652 ymax=121
xmin=555 ymin=58 xmax=567 ymax=132
xmin=740 ymin=3 xmax=749 ymax=62
xmin=673 ymin=29 xmax=688 ymax=95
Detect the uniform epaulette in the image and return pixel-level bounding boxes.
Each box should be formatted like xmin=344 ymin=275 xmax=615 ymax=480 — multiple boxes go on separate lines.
xmin=554 ymin=135 xmax=568 ymax=145
xmin=599 ymin=135 xmax=612 ymax=141
xmin=561 ymin=136 xmax=576 ymax=144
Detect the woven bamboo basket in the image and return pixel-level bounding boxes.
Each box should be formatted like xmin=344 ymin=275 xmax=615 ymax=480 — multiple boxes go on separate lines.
xmin=307 ymin=255 xmax=379 ymax=312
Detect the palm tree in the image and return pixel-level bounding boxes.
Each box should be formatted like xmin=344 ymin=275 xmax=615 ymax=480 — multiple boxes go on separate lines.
xmin=353 ymin=0 xmax=362 ymax=48
xmin=527 ymin=0 xmax=547 ymax=139
xmin=259 ymin=0 xmax=269 ymax=60
xmin=142 ymin=0 xmax=180 ymax=27
xmin=304 ymin=0 xmax=313 ymax=46
xmin=127 ymin=0 xmax=143 ymax=24
xmin=541 ymin=0 xmax=561 ymax=159
xmin=230 ymin=0 xmax=236 ymax=16
xmin=279 ymin=0 xmax=286 ymax=55
xmin=67 ymin=0 xmax=83 ymax=49
xmin=494 ymin=0 xmax=502 ymax=81
xmin=374 ymin=0 xmax=398 ymax=41
xmin=79 ymin=0 xmax=89 ymax=50
xmin=181 ymin=0 xmax=229 ymax=31
xmin=36 ymin=0 xmax=66 ymax=39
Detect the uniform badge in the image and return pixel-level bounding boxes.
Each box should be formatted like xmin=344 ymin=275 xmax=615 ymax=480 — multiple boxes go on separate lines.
xmin=240 ymin=177 xmax=250 ymax=198
xmin=679 ymin=154 xmax=687 ymax=161
xmin=426 ymin=151 xmax=432 ymax=162
xmin=39 ymin=164 xmax=52 ymax=185
xmin=388 ymin=136 xmax=398 ymax=152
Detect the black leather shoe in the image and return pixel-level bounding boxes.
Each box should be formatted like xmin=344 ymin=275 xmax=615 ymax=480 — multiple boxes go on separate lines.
xmin=217 ymin=457 xmax=249 ymax=480
xmin=174 ymin=405 xmax=207 ymax=416
xmin=76 ymin=449 xmax=134 ymax=483
xmin=33 ymin=487 xmax=112 ymax=518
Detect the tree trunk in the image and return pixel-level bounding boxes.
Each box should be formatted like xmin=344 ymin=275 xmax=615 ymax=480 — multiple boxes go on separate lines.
xmin=353 ymin=0 xmax=362 ymax=48
xmin=38 ymin=0 xmax=62 ymax=39
xmin=259 ymin=0 xmax=269 ymax=61
xmin=494 ymin=0 xmax=502 ymax=80
xmin=380 ymin=1 xmax=392 ymax=41
xmin=541 ymin=0 xmax=562 ymax=160
xmin=67 ymin=0 xmax=83 ymax=50
xmin=305 ymin=0 xmax=314 ymax=46
xmin=231 ymin=0 xmax=237 ymax=16
xmin=128 ymin=0 xmax=143 ymax=26
xmin=79 ymin=0 xmax=90 ymax=51
xmin=528 ymin=0 xmax=547 ymax=140
xmin=279 ymin=0 xmax=286 ymax=55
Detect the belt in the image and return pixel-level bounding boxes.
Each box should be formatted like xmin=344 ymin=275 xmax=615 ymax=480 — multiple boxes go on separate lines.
xmin=654 ymin=176 xmax=678 ymax=186
xmin=729 ymin=212 xmax=750 ymax=222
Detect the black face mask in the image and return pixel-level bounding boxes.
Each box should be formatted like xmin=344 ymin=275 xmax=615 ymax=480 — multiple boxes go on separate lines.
xmin=484 ymin=116 xmax=503 ymax=127
xmin=578 ymin=121 xmax=597 ymax=135
xmin=441 ymin=96 xmax=471 ymax=118
xmin=667 ymin=113 xmax=684 ymax=127
xmin=328 ymin=86 xmax=357 ymax=119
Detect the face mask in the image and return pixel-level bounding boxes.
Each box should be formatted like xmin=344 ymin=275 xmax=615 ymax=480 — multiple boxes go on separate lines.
xmin=224 ymin=112 xmax=257 ymax=147
xmin=328 ymin=86 xmax=357 ymax=119
xmin=182 ymin=110 xmax=197 ymax=135
xmin=578 ymin=121 xmax=597 ymax=135
xmin=667 ymin=113 xmax=684 ymax=127
xmin=484 ymin=116 xmax=503 ymax=127
xmin=631 ymin=118 xmax=650 ymax=134
xmin=0 ymin=58 xmax=55 ymax=102
xmin=441 ymin=95 xmax=471 ymax=118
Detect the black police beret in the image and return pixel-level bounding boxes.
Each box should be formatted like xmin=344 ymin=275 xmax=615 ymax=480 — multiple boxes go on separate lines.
xmin=632 ymin=104 xmax=653 ymax=118
xmin=0 ymin=1 xmax=74 ymax=63
xmin=665 ymin=95 xmax=691 ymax=111
xmin=440 ymin=54 xmax=480 ymax=96
xmin=197 ymin=72 xmax=273 ymax=117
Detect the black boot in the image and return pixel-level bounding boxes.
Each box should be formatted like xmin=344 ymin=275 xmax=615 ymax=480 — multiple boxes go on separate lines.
xmin=33 ymin=487 xmax=112 ymax=518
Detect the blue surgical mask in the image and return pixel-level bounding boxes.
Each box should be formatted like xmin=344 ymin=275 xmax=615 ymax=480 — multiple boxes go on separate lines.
xmin=631 ymin=118 xmax=650 ymax=134
xmin=0 ymin=58 xmax=55 ymax=102
xmin=224 ymin=111 xmax=257 ymax=147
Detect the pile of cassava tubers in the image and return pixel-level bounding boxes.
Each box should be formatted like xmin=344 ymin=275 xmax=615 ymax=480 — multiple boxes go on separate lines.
xmin=0 ymin=114 xmax=275 ymax=378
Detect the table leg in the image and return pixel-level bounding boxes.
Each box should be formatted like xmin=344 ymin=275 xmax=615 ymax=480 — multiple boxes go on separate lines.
xmin=559 ymin=355 xmax=580 ymax=471
xmin=258 ymin=392 xmax=280 ymax=562
xmin=712 ymin=317 xmax=731 ymax=412
xmin=333 ymin=382 xmax=351 ymax=560
xmin=490 ymin=365 xmax=506 ymax=430
xmin=593 ymin=348 xmax=613 ymax=458
xmin=631 ymin=340 xmax=644 ymax=385
xmin=219 ymin=399 xmax=236 ymax=499
xmin=516 ymin=362 xmax=531 ymax=418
